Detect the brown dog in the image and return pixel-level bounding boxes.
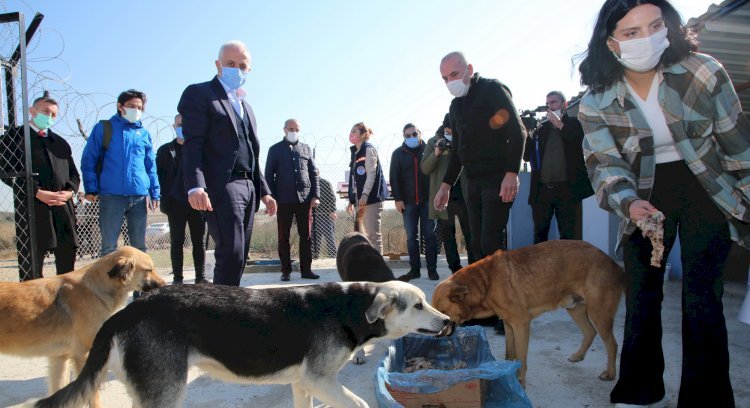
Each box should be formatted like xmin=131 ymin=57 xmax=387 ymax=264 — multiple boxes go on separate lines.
xmin=431 ymin=240 xmax=624 ymax=387
xmin=0 ymin=246 xmax=165 ymax=408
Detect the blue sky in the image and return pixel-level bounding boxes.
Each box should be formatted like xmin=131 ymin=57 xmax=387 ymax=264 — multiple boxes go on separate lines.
xmin=3 ymin=0 xmax=717 ymax=185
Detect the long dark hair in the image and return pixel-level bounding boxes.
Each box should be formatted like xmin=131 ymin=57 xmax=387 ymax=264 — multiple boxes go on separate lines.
xmin=578 ymin=0 xmax=697 ymax=92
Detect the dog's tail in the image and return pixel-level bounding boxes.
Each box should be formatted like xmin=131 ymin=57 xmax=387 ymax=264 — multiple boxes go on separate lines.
xmin=354 ymin=206 xmax=367 ymax=234
xmin=34 ymin=317 xmax=119 ymax=408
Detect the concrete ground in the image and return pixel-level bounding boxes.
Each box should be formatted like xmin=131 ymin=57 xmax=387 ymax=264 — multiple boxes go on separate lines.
xmin=1 ymin=256 xmax=748 ymax=408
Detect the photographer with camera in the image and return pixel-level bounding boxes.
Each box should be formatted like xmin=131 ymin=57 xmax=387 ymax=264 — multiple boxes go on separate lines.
xmin=422 ymin=113 xmax=474 ymax=273
xmin=523 ymin=91 xmax=593 ymax=243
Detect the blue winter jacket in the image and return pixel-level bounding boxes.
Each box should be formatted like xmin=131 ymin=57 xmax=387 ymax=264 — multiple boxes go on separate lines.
xmin=81 ymin=114 xmax=160 ymax=200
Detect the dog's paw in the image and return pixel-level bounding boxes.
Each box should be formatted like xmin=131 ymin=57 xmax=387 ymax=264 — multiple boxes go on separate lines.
xmin=598 ymin=370 xmax=616 ymax=381
xmin=352 ymin=349 xmax=367 ymax=365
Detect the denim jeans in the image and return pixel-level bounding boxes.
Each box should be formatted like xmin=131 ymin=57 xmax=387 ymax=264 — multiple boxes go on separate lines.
xmin=403 ymin=201 xmax=437 ymax=271
xmin=99 ymin=195 xmax=147 ymax=256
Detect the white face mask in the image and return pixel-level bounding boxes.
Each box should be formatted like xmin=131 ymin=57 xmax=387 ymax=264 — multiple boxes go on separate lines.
xmin=551 ymin=109 xmax=562 ymax=119
xmin=123 ymin=107 xmax=142 ymax=123
xmin=610 ymin=28 xmax=669 ymax=73
xmin=444 ymin=133 xmax=453 ymax=141
xmin=446 ymin=66 xmax=470 ymax=97
xmin=285 ymin=131 xmax=299 ymax=143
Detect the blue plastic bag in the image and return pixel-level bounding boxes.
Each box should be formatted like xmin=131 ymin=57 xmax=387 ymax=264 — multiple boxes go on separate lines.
xmin=376 ymin=326 xmax=532 ymax=408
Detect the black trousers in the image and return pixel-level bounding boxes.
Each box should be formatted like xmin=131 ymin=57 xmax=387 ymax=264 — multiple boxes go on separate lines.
xmin=167 ymin=206 xmax=206 ymax=280
xmin=439 ymin=198 xmax=475 ymax=271
xmin=465 ymin=177 xmax=511 ymax=259
xmin=204 ymin=178 xmax=256 ymax=286
xmin=531 ymin=183 xmax=581 ymax=243
xmin=34 ymin=243 xmax=76 ymax=278
xmin=277 ymin=202 xmax=313 ymax=274
xmin=610 ymin=161 xmax=734 ymax=407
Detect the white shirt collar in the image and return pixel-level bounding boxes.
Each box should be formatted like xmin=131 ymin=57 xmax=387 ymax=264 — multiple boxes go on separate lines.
xmin=29 ymin=122 xmax=46 ymax=136
xmin=218 ymin=76 xmax=246 ymax=100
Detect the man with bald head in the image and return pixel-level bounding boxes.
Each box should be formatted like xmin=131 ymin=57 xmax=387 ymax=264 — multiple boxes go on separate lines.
xmin=178 ymin=40 xmax=276 ymax=286
xmin=265 ymin=119 xmax=320 ymax=281
xmin=434 ymin=51 xmax=526 ymax=260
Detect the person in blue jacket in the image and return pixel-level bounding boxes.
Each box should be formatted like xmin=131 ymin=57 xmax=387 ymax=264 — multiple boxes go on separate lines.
xmin=81 ymin=89 xmax=160 ymax=256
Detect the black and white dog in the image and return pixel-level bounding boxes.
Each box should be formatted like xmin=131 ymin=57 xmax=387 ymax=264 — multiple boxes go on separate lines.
xmin=34 ymin=281 xmax=454 ymax=408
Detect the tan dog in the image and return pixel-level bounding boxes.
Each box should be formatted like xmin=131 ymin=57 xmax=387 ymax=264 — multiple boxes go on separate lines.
xmin=0 ymin=246 xmax=165 ymax=408
xmin=431 ymin=240 xmax=624 ymax=387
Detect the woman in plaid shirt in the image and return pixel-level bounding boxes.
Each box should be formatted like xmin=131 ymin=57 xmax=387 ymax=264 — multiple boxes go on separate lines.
xmin=578 ymin=1 xmax=749 ymax=407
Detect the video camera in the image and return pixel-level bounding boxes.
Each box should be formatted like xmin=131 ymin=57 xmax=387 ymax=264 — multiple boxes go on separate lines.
xmin=519 ymin=106 xmax=548 ymax=132
xmin=520 ymin=105 xmax=548 ymax=117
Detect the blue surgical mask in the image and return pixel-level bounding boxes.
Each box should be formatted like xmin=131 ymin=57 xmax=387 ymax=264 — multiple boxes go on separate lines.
xmin=175 ymin=126 xmax=184 ymax=140
xmin=444 ymin=133 xmax=453 ymax=142
xmin=220 ymin=66 xmax=248 ymax=90
xmin=404 ymin=137 xmax=420 ymax=149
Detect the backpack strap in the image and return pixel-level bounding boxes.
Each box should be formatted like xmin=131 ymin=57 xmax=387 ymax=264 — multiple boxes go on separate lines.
xmin=101 ymin=120 xmax=112 ymax=151
xmin=95 ymin=120 xmax=113 ymax=178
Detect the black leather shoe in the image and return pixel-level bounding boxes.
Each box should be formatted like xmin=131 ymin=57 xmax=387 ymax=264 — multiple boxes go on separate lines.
xmin=428 ymin=270 xmax=439 ymax=280
xmin=301 ymin=272 xmax=320 ymax=280
xmin=172 ymin=277 xmax=183 ymax=285
xmin=194 ymin=277 xmax=210 ymax=284
xmin=281 ymin=274 xmax=291 ymax=282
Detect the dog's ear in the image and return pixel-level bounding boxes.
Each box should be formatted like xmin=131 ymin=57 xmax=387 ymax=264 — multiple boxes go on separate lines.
xmin=366 ymin=292 xmax=395 ymax=323
xmin=448 ymin=285 xmax=470 ymax=303
xmin=108 ymin=256 xmax=136 ymax=283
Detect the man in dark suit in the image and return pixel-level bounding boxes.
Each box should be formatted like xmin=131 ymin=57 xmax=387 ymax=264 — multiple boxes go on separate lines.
xmin=0 ymin=92 xmax=80 ymax=280
xmin=156 ymin=114 xmax=207 ymax=284
xmin=177 ymin=41 xmax=276 ymax=286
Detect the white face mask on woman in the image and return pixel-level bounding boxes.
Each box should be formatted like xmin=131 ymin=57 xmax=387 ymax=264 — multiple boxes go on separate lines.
xmin=610 ymin=28 xmax=669 ymax=73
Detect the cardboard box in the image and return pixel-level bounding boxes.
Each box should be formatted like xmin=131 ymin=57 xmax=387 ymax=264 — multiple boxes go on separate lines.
xmin=385 ymin=378 xmax=487 ymax=408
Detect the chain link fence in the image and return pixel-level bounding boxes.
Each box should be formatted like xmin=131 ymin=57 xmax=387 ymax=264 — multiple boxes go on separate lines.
xmin=0 ymin=12 xmax=38 ymax=281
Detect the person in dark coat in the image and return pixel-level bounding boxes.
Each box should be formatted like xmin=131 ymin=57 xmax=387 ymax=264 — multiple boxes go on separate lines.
xmin=390 ymin=123 xmax=438 ymax=280
xmin=156 ymin=114 xmax=207 ymax=284
xmin=178 ymin=40 xmax=276 ymax=286
xmin=523 ymin=91 xmax=594 ymax=243
xmin=264 ymin=118 xmax=320 ymax=281
xmin=0 ymin=92 xmax=80 ymax=280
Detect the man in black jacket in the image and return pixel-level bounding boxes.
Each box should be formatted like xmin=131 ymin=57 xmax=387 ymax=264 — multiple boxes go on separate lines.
xmin=0 ymin=93 xmax=80 ymax=280
xmin=390 ymin=123 xmax=438 ymax=280
xmin=156 ymin=114 xmax=207 ymax=284
xmin=523 ymin=91 xmax=594 ymax=243
xmin=264 ymin=119 xmax=320 ymax=281
xmin=434 ymin=51 xmax=527 ymax=260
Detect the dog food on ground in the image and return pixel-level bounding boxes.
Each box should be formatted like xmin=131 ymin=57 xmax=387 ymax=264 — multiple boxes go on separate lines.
xmin=635 ymin=210 xmax=666 ymax=267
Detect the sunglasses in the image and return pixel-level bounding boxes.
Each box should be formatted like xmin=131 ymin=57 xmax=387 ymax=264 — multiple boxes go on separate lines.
xmin=405 ymin=131 xmax=419 ymax=138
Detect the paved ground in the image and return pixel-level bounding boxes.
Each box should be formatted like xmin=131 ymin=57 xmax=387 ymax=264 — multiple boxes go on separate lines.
xmin=1 ymin=257 xmax=748 ymax=408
